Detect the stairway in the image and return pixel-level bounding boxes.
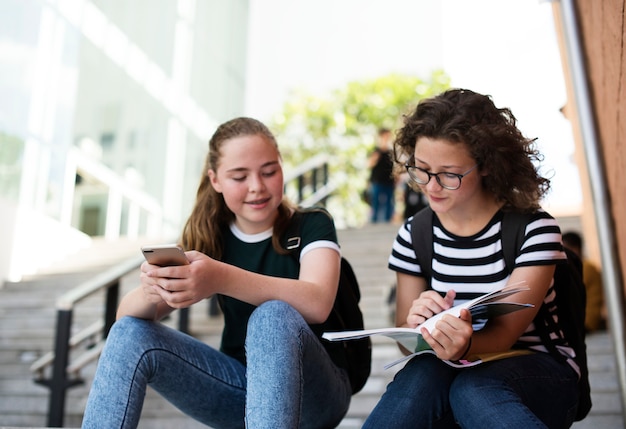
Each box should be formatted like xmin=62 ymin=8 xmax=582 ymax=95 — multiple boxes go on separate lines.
xmin=0 ymin=222 xmax=622 ymax=428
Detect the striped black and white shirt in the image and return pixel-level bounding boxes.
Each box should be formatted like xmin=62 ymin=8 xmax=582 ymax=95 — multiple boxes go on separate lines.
xmin=389 ymin=209 xmax=578 ymax=373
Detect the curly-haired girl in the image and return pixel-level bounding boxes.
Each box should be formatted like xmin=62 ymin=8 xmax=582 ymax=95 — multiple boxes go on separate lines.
xmin=365 ymin=89 xmax=579 ymax=428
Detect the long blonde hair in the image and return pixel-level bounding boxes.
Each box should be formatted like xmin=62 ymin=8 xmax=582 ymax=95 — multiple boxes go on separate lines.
xmin=180 ymin=117 xmax=295 ymax=259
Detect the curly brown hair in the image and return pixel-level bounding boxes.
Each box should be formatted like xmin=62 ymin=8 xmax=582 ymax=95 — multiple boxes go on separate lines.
xmin=393 ymin=88 xmax=550 ymax=211
xmin=180 ymin=117 xmax=295 ymax=259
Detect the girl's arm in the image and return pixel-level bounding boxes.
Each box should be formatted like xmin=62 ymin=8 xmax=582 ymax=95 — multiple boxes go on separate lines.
xmin=116 ymin=287 xmax=175 ymax=321
xmin=116 ymin=261 xmax=178 ymax=321
xmin=141 ymin=247 xmax=341 ymax=324
xmin=467 ymin=264 xmax=556 ymax=355
xmin=394 ymin=272 xmax=427 ymax=328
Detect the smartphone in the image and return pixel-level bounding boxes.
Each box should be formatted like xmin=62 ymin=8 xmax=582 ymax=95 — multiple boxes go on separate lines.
xmin=141 ymin=244 xmax=189 ymax=266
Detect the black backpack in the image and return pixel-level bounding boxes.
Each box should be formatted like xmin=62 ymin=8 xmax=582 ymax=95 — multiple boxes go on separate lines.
xmin=410 ymin=207 xmax=591 ymax=421
xmin=286 ymin=211 xmax=372 ymax=394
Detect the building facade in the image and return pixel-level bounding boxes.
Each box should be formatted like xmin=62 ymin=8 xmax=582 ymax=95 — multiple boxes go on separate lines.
xmin=0 ymin=0 xmax=250 ymax=281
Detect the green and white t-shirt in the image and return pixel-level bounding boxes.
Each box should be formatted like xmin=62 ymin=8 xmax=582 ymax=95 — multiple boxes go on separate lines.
xmin=219 ymin=210 xmax=340 ymax=364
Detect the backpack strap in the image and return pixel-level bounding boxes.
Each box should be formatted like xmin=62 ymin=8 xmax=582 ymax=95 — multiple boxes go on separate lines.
xmin=501 ymin=211 xmax=572 ymax=362
xmin=412 ymin=208 xmax=529 ymax=280
xmin=284 ymin=209 xmax=371 ymax=394
xmin=283 ymin=211 xmax=304 ymax=256
xmin=409 ymin=206 xmax=434 ymax=283
xmin=500 ymin=211 xmax=532 ymax=272
xmin=284 ymin=208 xmax=331 ymax=254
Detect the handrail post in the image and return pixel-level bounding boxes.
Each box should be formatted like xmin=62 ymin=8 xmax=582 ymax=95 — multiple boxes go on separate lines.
xmin=104 ymin=282 xmax=119 ymax=337
xmin=47 ymin=309 xmax=75 ymax=427
xmin=312 ymin=167 xmax=319 ymax=193
xmin=298 ymin=175 xmax=304 ymax=202
xmin=179 ymin=308 xmax=189 ymax=334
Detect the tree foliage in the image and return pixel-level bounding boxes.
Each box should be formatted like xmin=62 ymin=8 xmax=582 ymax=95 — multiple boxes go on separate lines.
xmin=270 ymin=70 xmax=451 ymax=227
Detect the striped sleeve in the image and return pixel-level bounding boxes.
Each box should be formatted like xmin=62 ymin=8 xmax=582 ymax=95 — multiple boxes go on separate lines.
xmin=516 ymin=211 xmax=566 ymax=267
xmin=388 ymin=218 xmax=422 ymax=276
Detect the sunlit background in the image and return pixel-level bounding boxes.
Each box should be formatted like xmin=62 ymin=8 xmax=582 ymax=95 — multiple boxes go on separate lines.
xmin=245 ymin=0 xmax=581 ymax=215
xmin=0 ymin=0 xmax=582 ymax=282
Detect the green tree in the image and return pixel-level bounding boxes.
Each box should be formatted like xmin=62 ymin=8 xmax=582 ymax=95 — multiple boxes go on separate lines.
xmin=271 ymin=70 xmax=450 ymax=227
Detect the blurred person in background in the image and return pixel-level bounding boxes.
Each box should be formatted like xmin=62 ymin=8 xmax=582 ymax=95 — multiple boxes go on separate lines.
xmin=562 ymin=230 xmax=605 ymax=332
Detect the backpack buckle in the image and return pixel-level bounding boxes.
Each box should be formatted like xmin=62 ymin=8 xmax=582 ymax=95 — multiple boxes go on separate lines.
xmin=286 ymin=237 xmax=301 ymax=250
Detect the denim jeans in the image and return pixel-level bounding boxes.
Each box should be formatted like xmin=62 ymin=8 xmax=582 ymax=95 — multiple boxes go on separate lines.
xmin=82 ymin=300 xmax=351 ymax=429
xmin=363 ymin=352 xmax=579 ymax=429
xmin=370 ymin=183 xmax=395 ymax=222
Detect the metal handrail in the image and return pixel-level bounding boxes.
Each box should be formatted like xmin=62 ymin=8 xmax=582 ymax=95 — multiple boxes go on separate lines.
xmin=31 ymin=256 xmax=143 ymax=427
xmin=559 ymin=0 xmax=626 ymax=420
xmin=32 ymin=155 xmax=336 ymax=427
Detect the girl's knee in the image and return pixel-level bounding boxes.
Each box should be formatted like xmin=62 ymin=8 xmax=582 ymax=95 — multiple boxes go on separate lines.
xmin=254 ymin=299 xmax=293 ymax=315
xmin=246 ymin=301 xmax=307 ymax=351
xmin=112 ymin=315 xmax=151 ymax=335
xmin=110 ymin=315 xmax=142 ymax=339
xmin=449 ymin=370 xmax=483 ymax=402
xmin=248 ymin=300 xmax=299 ymax=331
xmin=106 ymin=316 xmax=160 ymax=351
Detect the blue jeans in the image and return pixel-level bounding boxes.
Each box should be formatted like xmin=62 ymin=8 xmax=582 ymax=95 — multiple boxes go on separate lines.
xmin=82 ymin=300 xmax=351 ymax=429
xmin=363 ymin=353 xmax=579 ymax=429
xmin=370 ymin=183 xmax=395 ymax=222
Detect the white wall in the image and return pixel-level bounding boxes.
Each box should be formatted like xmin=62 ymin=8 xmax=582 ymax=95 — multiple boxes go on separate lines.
xmin=0 ymin=198 xmax=91 ymax=284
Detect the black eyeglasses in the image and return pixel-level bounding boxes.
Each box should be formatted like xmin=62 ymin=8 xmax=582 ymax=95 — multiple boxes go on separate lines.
xmin=404 ymin=164 xmax=478 ymax=190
